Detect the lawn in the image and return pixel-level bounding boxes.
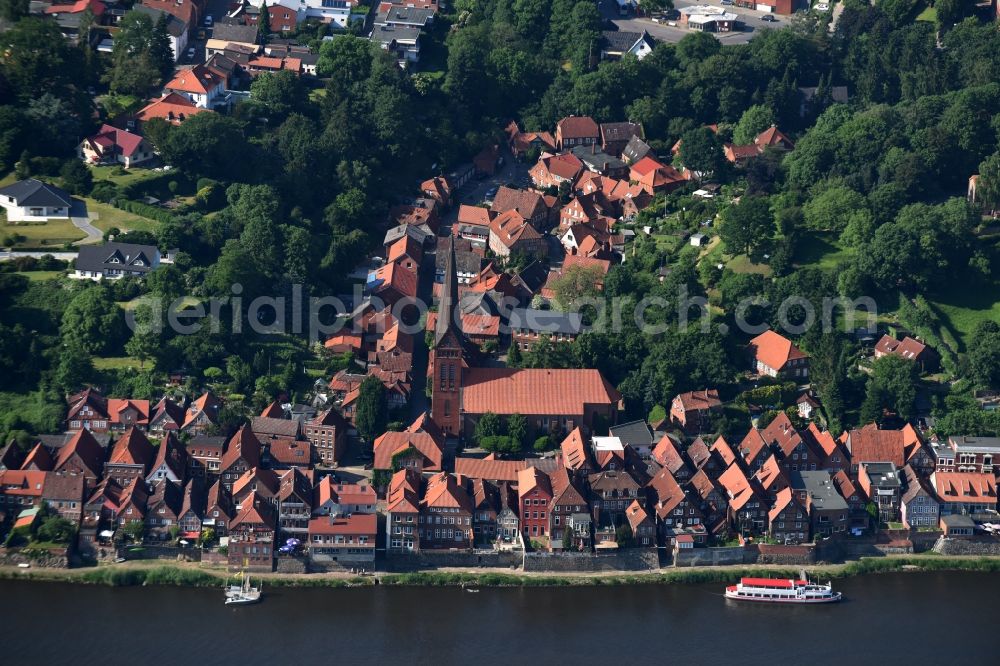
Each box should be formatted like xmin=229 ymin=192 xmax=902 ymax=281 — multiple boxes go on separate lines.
xmin=915 ymin=5 xmax=936 ymax=22
xmin=727 ymin=254 xmax=773 ymax=277
xmin=92 ymin=356 xmax=144 ymax=371
xmin=14 ymin=270 xmax=63 ymax=282
xmin=86 ymin=200 xmax=159 ymax=235
xmin=927 ymin=282 xmax=1000 ymax=352
xmin=89 ymin=165 xmax=160 ymax=189
xmin=3 ymin=218 xmax=86 ymax=248
xmin=794 ymin=231 xmax=854 ymax=270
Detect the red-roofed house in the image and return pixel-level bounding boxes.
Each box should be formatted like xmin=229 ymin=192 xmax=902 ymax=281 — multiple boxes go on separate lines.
xmin=134 ymin=93 xmax=211 ymax=128
xmin=308 ymin=513 xmax=377 ymax=568
xmin=670 ymin=389 xmax=722 ymax=434
xmin=180 ymin=392 xmax=221 ymax=436
xmin=105 ymin=428 xmax=155 ymax=487
xmin=461 ymin=368 xmax=622 ymax=439
xmin=529 ymin=152 xmax=584 ymax=189
xmin=628 ymin=156 xmax=688 ymax=195
xmin=768 ymin=487 xmax=809 ymax=544
xmin=314 ymin=477 xmax=376 ymax=516
xmin=164 ymin=65 xmax=227 ymax=109
xmin=845 ymin=423 xmax=931 ymax=476
xmin=874 ymin=334 xmax=933 ymax=371
xmin=748 ymin=330 xmax=809 ymax=379
xmin=718 ymin=463 xmax=767 ymax=536
xmin=931 ymin=471 xmax=998 ymax=517
xmin=559 ymin=427 xmax=593 ymax=474
xmin=53 ymin=429 xmax=105 ymax=490
xmin=487 ymin=210 xmax=546 ymax=259
xmin=219 ymin=426 xmax=262 ymax=491
xmin=555 ymin=116 xmax=600 ymax=150
xmin=228 ymin=492 xmax=276 ymax=571
xmin=79 ymin=125 xmax=155 ymax=168
xmin=518 ymin=466 xmax=553 ymax=541
xmin=304 ymin=409 xmax=348 ymax=466
xmin=386 ymin=468 xmax=422 ymax=553
xmin=372 ymin=414 xmax=445 ymax=475
xmin=422 ymin=472 xmax=474 ymax=549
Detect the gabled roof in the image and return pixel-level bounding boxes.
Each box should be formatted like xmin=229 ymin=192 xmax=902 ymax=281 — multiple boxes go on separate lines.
xmin=423 ymin=472 xmax=474 ymax=512
xmin=108 ymin=428 xmax=154 ymax=469
xmin=931 ymin=471 xmax=997 ymax=505
xmin=649 ymin=467 xmax=688 ymax=519
xmin=875 ymin=335 xmax=928 ymax=361
xmin=651 ymin=435 xmax=688 ymax=476
xmin=517 ymin=467 xmax=552 ymax=499
xmin=687 ymin=468 xmax=720 ymax=501
xmin=490 ymin=186 xmax=547 ymax=220
xmin=755 ymin=126 xmax=794 ymax=150
xmin=753 ymin=454 xmax=788 ymax=492
xmin=260 ymin=401 xmax=284 ymax=419
xmin=251 ymin=416 xmax=300 ymax=439
xmin=85 ymin=124 xmax=144 ymax=158
xmin=231 ymin=492 xmax=276 ymax=529
xmin=54 ymin=429 xmax=104 ymax=478
xmin=232 ymin=467 xmax=280 ymax=499
xmin=768 ymin=487 xmax=804 ymax=523
xmin=626 ymin=499 xmax=651 ymax=532
xmin=749 ymin=330 xmax=808 ymax=371
xmin=622 ymin=135 xmax=653 ymax=163
xmin=149 ymin=433 xmax=187 ymax=481
xmin=686 ymin=437 xmax=712 ymax=469
xmin=211 ymin=21 xmax=259 ymax=45
xmin=737 ymin=428 xmax=769 ymax=465
xmin=549 ymin=467 xmax=586 ymax=507
xmin=560 ymin=427 xmax=590 ymax=471
xmin=462 ymin=368 xmax=621 ymax=416
xmin=832 ymin=469 xmax=861 ymax=501
xmin=135 ymin=93 xmax=210 ymax=124
xmin=0 ymin=179 xmax=72 ymax=208
xmin=22 ymin=443 xmax=54 ymax=471
xmin=386 ymin=468 xmax=422 ymax=513
xmin=557 ymin=116 xmax=600 ymax=139
xmin=846 ymin=423 xmax=922 ymax=468
xmin=277 ymin=467 xmax=312 ymax=504
xmin=221 ymin=426 xmax=262 ymax=471
xmin=710 ymin=436 xmax=738 ymax=468
xmin=372 ymin=417 xmax=444 ymax=471
xmin=166 ymin=65 xmax=225 ymax=95
xmin=674 ymin=389 xmax=722 ymax=412
xmin=717 ymin=463 xmax=758 ymax=511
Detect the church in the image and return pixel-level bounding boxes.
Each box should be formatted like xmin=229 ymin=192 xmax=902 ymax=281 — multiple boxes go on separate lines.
xmin=430 ymin=237 xmax=622 ymax=440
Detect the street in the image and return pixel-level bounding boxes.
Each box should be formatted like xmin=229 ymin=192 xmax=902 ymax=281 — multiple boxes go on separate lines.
xmin=598 ymin=0 xmax=791 ymax=46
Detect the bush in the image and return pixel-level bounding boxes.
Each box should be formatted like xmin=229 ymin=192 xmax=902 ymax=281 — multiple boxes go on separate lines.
xmin=112 ymin=198 xmax=176 ymax=225
xmin=533 ymin=435 xmax=553 ymax=452
xmin=90 ymin=182 xmax=119 ymax=203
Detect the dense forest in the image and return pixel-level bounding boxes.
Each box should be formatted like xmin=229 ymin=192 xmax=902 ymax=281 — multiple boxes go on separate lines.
xmin=1 ymin=0 xmax=1000 ymax=446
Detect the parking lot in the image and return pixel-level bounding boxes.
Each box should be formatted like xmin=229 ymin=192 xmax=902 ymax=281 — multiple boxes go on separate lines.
xmin=599 ymin=0 xmax=791 ymax=46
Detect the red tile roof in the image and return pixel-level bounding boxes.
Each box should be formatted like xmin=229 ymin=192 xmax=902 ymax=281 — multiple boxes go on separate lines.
xmin=749 ymin=330 xmax=808 ymax=371
xmin=847 ymin=423 xmax=922 ymax=468
xmin=136 ymin=93 xmax=210 ymax=125
xmin=166 ymin=65 xmax=225 ymax=95
xmin=386 ymin=468 xmax=422 ymax=513
xmin=221 ymin=426 xmax=262 ymax=471
xmin=373 ymin=414 xmax=445 ymax=471
xmin=674 ymin=389 xmax=721 ymax=412
xmin=874 ymin=335 xmax=928 ymax=361
xmin=461 ymin=368 xmax=621 ymax=416
xmin=557 ymin=116 xmax=599 ymax=140
xmin=517 ymin=467 xmax=552 ymax=500
xmin=710 ymin=436 xmax=738 ymax=467
xmin=649 ymin=467 xmax=687 ymax=519
xmin=931 ymin=471 xmax=997 ymax=505
xmin=308 ymin=512 xmax=377 ymax=536
xmin=108 ymin=428 xmax=154 ymax=468
xmin=717 ymin=463 xmax=757 ymax=511
xmin=454 ymin=457 xmax=528 ymax=483
xmin=423 ymin=472 xmax=474 ymax=512
xmin=560 ymin=427 xmax=590 ymax=471
xmin=54 ymin=429 xmax=104 ymax=479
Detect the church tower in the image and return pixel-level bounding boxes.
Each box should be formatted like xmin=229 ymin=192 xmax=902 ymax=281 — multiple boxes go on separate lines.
xmin=430 ymin=236 xmax=470 ymax=437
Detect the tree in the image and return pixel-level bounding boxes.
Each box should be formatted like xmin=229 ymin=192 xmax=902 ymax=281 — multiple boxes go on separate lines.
xmin=479 ymin=435 xmax=521 ymax=456
xmin=55 ymin=343 xmax=95 ymax=392
xmin=474 ymin=412 xmax=502 ymax=443
xmin=507 ymin=413 xmax=528 ymax=448
xmin=355 ymin=376 xmax=386 ymax=444
xmin=860 ymin=354 xmax=919 ymax=423
xmin=678 ymin=126 xmax=723 ymax=175
xmin=615 ymin=521 xmax=634 ymax=547
xmin=719 ymin=196 xmax=774 ymax=261
xmin=550 ymin=264 xmax=604 ymax=310
xmin=966 ymin=321 xmax=1000 ymax=389
xmin=534 ymin=435 xmax=554 ymax=452
xmin=200 ymin=527 xmax=216 ymax=546
xmin=803 ymin=185 xmax=869 ymax=233
xmin=60 ymin=285 xmax=126 ymax=355
xmin=562 ymin=526 xmax=573 ymax=551
xmin=108 ymin=11 xmax=172 ymax=95
xmin=59 ymin=159 xmax=92 ymax=196
xmin=159 ymin=114 xmax=249 ymax=180
xmin=0 ymin=0 xmax=28 ymax=21
xmin=976 ymin=153 xmax=1000 ymax=213
xmin=733 ymin=104 xmax=776 ymax=145
xmin=258 ymin=2 xmax=271 ymax=41
xmin=507 ymin=341 xmax=523 ymax=367
xmin=249 ymin=71 xmax=308 ymax=121
xmin=122 ymin=519 xmax=145 ymax=544
xmin=36 ymin=514 xmax=76 ymax=544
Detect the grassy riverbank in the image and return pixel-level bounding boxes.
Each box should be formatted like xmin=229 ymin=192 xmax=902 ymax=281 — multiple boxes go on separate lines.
xmin=3 ymin=555 xmax=1000 ymax=590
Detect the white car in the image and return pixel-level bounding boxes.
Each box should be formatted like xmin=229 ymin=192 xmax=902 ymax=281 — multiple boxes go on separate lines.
xmin=186 ymin=47 xmax=196 ymax=60
xmin=204 ymin=15 xmax=213 ymax=26
xmin=816 ymin=2 xmax=830 ymax=9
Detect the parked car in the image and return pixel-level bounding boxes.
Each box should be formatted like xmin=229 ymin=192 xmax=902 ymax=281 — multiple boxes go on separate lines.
xmin=186 ymin=47 xmax=196 ymax=60
xmin=204 ymin=15 xmax=213 ymax=26
xmin=815 ymin=2 xmax=829 ymax=9
xmin=721 ymin=0 xmax=733 ymax=4
xmin=485 ymin=185 xmax=499 ymax=200
xmin=760 ymin=14 xmax=777 ymax=21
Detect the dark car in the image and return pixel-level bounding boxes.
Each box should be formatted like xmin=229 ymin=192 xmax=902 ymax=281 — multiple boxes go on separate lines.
xmin=760 ymin=14 xmax=778 ymax=21
xmin=485 ymin=186 xmax=499 ymax=200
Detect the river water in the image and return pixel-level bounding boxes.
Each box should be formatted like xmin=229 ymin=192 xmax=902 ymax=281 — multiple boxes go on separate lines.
xmin=2 ymin=572 xmax=994 ymax=664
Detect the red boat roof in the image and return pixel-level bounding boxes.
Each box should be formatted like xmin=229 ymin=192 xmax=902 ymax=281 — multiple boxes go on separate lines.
xmin=740 ymin=578 xmax=808 ymax=588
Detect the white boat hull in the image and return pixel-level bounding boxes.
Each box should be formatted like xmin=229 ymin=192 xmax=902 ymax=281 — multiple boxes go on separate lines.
xmin=724 ymin=590 xmax=842 ymax=603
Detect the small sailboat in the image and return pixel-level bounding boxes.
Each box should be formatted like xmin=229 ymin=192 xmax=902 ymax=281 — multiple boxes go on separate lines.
xmin=225 ymin=569 xmax=262 ymax=605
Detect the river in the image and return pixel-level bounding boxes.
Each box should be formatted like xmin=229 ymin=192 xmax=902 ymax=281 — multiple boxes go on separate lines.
xmin=1 ymin=572 xmax=995 ymax=664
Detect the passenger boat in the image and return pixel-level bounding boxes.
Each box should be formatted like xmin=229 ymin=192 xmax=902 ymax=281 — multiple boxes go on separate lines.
xmin=724 ymin=577 xmax=841 ymax=603
xmin=225 ymin=571 xmax=262 ymax=606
